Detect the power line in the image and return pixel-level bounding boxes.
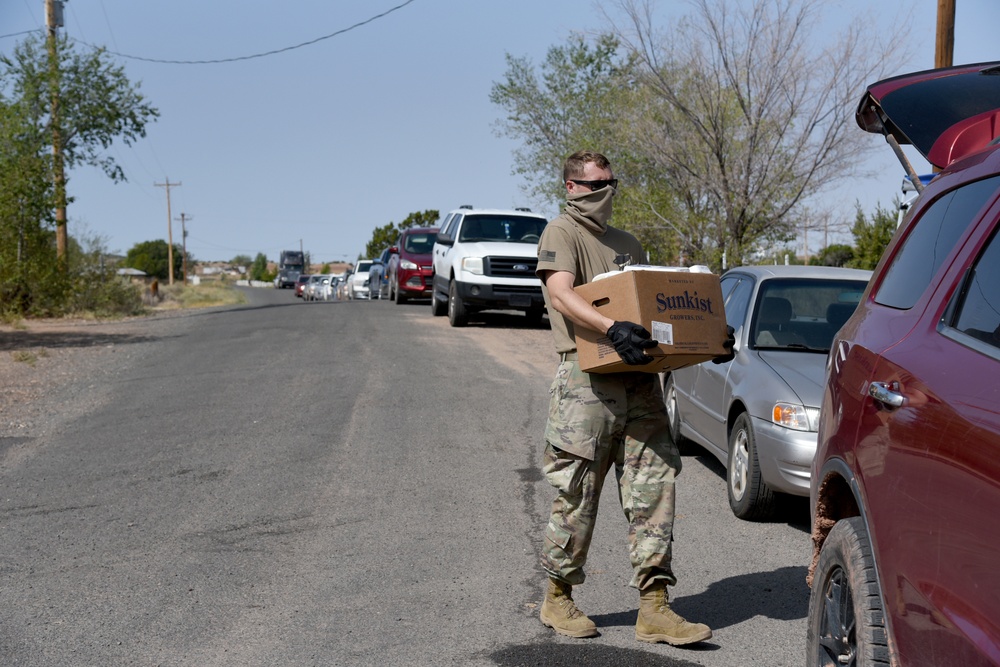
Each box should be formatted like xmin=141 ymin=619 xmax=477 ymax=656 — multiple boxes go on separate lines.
xmin=74 ymin=0 xmax=417 ymax=65
xmin=0 ymin=28 xmax=41 ymax=41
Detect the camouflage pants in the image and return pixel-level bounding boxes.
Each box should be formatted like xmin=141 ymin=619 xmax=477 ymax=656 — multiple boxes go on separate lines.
xmin=541 ymin=360 xmax=682 ymax=590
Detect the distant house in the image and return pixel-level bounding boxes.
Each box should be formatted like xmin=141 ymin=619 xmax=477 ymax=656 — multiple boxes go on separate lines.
xmin=116 ymin=267 xmax=155 ymax=288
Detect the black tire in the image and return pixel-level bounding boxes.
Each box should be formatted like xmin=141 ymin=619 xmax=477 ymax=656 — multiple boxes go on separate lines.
xmin=448 ymin=280 xmax=468 ymax=327
xmin=394 ymin=282 xmax=407 ymax=304
xmin=807 ymin=517 xmax=890 ymax=667
xmin=525 ymin=307 xmax=545 ymax=325
xmin=727 ymin=412 xmax=777 ymax=520
xmin=663 ymin=374 xmax=693 ymax=454
xmin=430 ymin=286 xmax=447 ymax=316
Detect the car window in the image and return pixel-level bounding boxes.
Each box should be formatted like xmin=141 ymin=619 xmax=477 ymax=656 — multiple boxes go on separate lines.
xmin=950 ymin=226 xmax=1000 ymax=352
xmin=751 ymin=278 xmax=868 ymax=350
xmin=404 ymin=233 xmax=436 ymax=254
xmin=442 ymin=214 xmax=461 ymax=238
xmin=458 ymin=215 xmax=547 ymax=243
xmin=875 ymin=175 xmax=1000 ymax=310
xmin=723 ymin=277 xmax=754 ymax=331
xmin=719 ymin=275 xmax=740 ymax=300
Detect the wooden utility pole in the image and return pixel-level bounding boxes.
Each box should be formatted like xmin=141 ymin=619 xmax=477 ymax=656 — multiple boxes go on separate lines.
xmin=936 ymin=0 xmax=955 ymax=69
xmin=154 ymin=179 xmax=181 ymax=285
xmin=175 ymin=213 xmax=192 ymax=285
xmin=45 ymin=0 xmax=68 ymax=270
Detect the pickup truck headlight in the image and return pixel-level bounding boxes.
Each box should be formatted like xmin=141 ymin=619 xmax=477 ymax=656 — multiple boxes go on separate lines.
xmin=461 ymin=257 xmax=484 ymax=275
xmin=772 ymin=403 xmax=820 ymax=431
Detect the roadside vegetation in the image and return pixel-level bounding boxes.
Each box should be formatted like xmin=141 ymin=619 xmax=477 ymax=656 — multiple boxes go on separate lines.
xmin=4 ymin=0 xmax=912 ymax=323
xmin=155 ymin=282 xmax=247 ymax=310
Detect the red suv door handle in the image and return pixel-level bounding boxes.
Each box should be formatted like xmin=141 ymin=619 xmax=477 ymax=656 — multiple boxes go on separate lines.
xmin=869 ymin=381 xmax=905 ymax=407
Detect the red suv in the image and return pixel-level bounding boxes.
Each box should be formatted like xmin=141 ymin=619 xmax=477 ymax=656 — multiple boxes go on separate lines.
xmin=386 ymin=227 xmax=438 ymax=304
xmin=808 ymin=62 xmax=1000 ymax=666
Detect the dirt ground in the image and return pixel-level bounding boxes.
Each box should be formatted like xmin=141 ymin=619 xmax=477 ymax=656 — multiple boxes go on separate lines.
xmin=0 ymin=314 xmax=185 ymax=438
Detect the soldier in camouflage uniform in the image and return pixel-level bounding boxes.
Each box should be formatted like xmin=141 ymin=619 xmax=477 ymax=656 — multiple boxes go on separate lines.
xmin=535 ymin=150 xmax=714 ymax=645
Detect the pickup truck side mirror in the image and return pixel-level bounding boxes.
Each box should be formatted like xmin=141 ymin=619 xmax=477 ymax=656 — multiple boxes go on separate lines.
xmin=436 ymin=233 xmax=454 ymax=247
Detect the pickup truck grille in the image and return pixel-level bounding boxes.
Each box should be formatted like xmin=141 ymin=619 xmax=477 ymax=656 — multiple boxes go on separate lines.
xmin=485 ymin=256 xmax=538 ymax=278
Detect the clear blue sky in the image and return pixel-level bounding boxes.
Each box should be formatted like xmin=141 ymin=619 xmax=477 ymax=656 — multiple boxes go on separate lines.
xmin=2 ymin=0 xmax=997 ymax=264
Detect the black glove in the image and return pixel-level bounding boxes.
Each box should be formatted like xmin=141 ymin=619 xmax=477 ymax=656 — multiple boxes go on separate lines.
xmin=712 ymin=325 xmax=736 ymax=364
xmin=607 ymin=321 xmax=658 ymax=365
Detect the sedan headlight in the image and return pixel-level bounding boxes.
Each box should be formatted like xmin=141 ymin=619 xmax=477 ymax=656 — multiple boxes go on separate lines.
xmin=772 ymin=403 xmax=820 ymax=431
xmin=461 ymin=257 xmax=484 ymax=275
xmin=401 ymin=259 xmax=419 ymax=270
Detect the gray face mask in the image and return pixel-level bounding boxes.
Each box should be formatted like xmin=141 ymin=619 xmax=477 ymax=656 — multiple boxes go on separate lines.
xmin=565 ymin=185 xmax=615 ymax=233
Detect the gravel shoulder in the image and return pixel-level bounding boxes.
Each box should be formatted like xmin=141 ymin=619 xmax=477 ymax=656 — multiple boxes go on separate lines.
xmin=0 ymin=311 xmax=195 ymax=439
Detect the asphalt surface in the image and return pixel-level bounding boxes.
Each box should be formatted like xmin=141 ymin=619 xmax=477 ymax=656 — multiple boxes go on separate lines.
xmin=1 ymin=287 xmax=812 ymax=666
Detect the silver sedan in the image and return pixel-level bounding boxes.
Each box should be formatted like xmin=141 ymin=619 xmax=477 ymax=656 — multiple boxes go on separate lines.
xmin=664 ymin=264 xmax=872 ymax=520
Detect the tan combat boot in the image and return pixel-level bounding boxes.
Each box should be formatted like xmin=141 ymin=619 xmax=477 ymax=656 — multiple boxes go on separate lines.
xmin=539 ymin=578 xmax=598 ymax=638
xmin=635 ymin=583 xmax=712 ymax=645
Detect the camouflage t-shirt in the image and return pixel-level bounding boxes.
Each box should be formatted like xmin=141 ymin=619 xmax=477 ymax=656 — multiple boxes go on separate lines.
xmin=536 ymin=212 xmax=646 ymax=353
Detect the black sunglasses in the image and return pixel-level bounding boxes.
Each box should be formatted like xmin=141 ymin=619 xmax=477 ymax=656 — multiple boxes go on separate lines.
xmin=569 ymin=178 xmax=618 ymax=190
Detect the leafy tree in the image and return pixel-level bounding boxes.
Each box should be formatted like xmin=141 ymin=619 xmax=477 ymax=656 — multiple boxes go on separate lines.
xmin=249 ymin=252 xmax=272 ymax=282
xmin=847 ymin=202 xmax=897 ymax=270
xmin=492 ymin=37 xmax=684 ymax=264
xmin=231 ymin=254 xmax=252 ymax=267
xmin=0 ymin=33 xmax=159 ymax=267
xmin=605 ymin=0 xmax=912 ymax=269
xmin=398 ymin=209 xmax=440 ymax=231
xmin=0 ymin=98 xmax=56 ymax=313
xmin=125 ymin=240 xmax=184 ymax=281
xmin=364 ymin=210 xmax=440 ymax=259
xmin=365 ymin=222 xmax=397 ymax=260
xmin=811 ymin=244 xmax=855 ymax=267
xmin=491 ymin=0 xmax=910 ymax=271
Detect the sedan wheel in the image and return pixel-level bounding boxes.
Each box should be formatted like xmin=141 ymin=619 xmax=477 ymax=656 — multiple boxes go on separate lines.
xmin=807 ymin=517 xmax=890 ymax=666
xmin=663 ymin=374 xmax=692 ymax=454
xmin=727 ymin=413 xmax=776 ymax=520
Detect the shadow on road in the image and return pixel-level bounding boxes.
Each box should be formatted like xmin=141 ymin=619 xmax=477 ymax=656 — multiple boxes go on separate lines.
xmin=589 ymin=564 xmax=809 ymax=633
xmin=684 ymin=447 xmax=811 ymax=531
xmin=0 ymin=330 xmax=162 ymax=352
xmin=490 ymin=641 xmax=709 ymax=666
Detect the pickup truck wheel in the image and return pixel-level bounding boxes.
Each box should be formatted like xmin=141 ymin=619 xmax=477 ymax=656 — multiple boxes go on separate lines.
xmin=448 ymin=280 xmax=468 ymax=327
xmin=727 ymin=412 xmax=777 ymax=520
xmin=430 ymin=288 xmax=446 ymax=316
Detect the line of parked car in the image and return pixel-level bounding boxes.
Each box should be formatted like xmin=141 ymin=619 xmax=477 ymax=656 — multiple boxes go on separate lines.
xmin=324 ymin=206 xmax=549 ymax=321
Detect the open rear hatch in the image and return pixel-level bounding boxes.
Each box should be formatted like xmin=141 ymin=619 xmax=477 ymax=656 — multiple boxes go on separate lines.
xmin=857 ymin=62 xmax=1000 ymax=189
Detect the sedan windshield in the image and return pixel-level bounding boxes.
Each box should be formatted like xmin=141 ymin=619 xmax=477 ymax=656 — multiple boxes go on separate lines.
xmin=751 ymin=279 xmax=869 ymax=351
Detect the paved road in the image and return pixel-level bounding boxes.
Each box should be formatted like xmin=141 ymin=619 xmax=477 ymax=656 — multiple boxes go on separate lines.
xmin=1 ymin=288 xmax=811 ymax=666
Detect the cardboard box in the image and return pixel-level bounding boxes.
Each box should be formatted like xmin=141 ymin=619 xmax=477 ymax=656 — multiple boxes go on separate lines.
xmin=574 ymin=266 xmax=728 ymax=373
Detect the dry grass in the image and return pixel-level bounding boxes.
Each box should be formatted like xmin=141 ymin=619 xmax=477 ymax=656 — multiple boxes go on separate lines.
xmin=11 ymin=348 xmax=49 ymax=366
xmin=156 ymin=282 xmax=247 ymax=310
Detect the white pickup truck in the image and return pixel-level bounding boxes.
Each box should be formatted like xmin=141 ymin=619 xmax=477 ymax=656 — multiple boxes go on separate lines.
xmin=430 ymin=205 xmax=548 ymax=327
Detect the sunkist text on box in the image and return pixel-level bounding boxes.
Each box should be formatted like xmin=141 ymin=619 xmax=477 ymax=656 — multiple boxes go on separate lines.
xmin=573 ymin=266 xmax=729 ymax=373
